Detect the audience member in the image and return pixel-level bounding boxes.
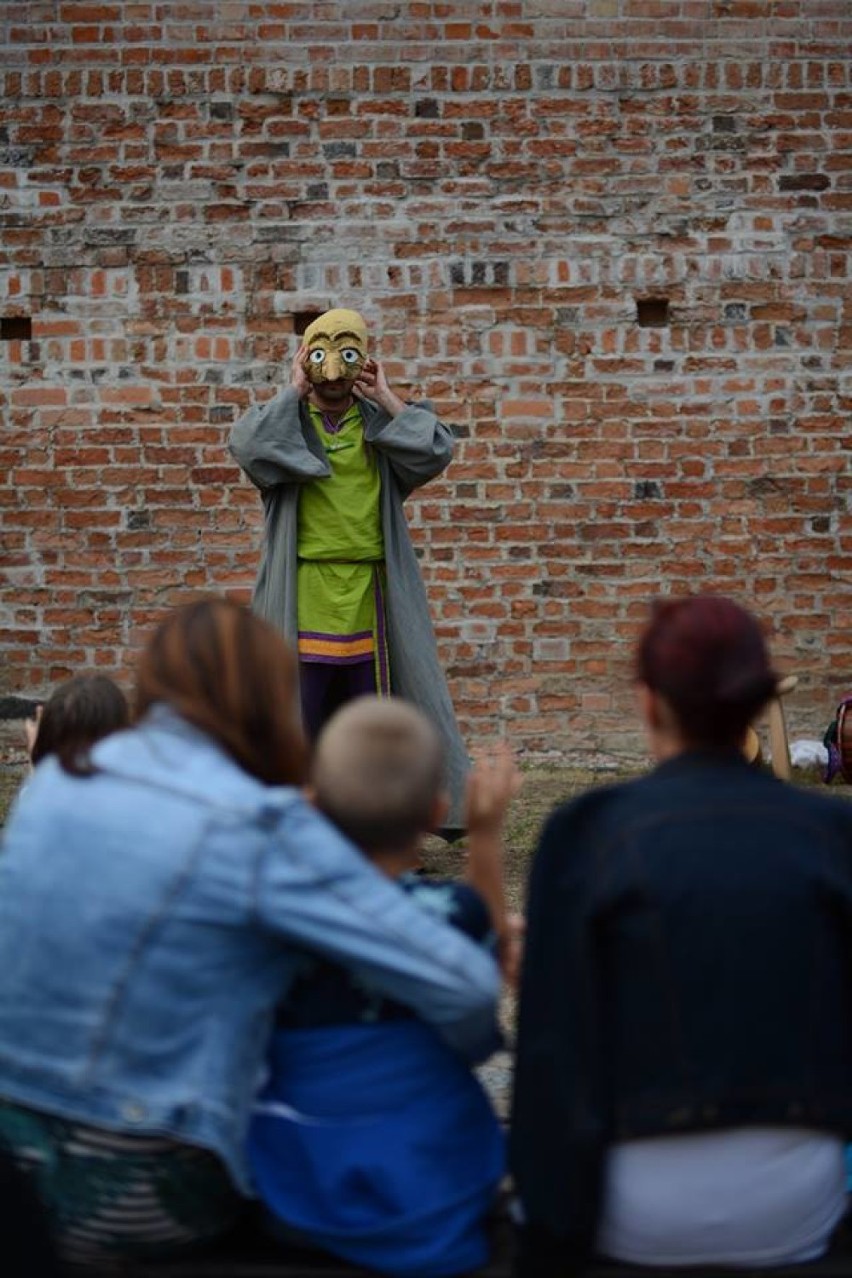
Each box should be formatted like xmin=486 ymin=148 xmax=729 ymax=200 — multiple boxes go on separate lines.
xmin=249 ymin=697 xmax=520 ymax=1276
xmin=26 ymin=672 xmax=130 ymax=773
xmin=512 ymin=595 xmax=852 ymax=1275
xmin=0 ymin=599 xmax=499 ymax=1270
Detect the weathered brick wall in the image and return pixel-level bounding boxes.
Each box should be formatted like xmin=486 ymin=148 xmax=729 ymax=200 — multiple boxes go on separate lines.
xmin=2 ymin=1 xmax=850 ymax=762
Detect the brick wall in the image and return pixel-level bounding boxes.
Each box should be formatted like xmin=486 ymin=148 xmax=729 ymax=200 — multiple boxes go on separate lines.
xmin=1 ymin=1 xmax=850 ymax=763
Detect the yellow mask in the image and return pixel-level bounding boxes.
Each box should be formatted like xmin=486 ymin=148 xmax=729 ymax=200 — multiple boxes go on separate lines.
xmin=303 ymin=308 xmax=368 ymax=385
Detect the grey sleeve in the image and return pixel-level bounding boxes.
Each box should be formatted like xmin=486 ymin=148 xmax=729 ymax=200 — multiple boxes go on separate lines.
xmin=228 ymin=386 xmax=330 ymax=491
xmin=365 ymin=402 xmax=455 ymax=497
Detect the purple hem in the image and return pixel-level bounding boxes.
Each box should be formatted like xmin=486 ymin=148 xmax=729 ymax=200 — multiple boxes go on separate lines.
xmin=299 ymin=653 xmax=375 ymax=667
xmin=298 ymin=629 xmax=373 ymax=643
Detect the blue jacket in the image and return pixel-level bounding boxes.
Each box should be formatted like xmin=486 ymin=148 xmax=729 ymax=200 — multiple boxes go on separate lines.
xmin=511 ymin=751 xmax=852 ymax=1274
xmin=0 ymin=707 xmax=499 ymax=1192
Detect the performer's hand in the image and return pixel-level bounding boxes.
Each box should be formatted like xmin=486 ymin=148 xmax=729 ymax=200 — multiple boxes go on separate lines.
xmin=353 ymin=358 xmax=405 ymax=417
xmin=290 ymin=344 xmax=311 ymax=399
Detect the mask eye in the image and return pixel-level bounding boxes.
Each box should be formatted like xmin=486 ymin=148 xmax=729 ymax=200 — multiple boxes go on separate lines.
xmin=308 ymin=349 xmax=326 ymax=365
xmin=340 ymin=348 xmax=361 ymax=365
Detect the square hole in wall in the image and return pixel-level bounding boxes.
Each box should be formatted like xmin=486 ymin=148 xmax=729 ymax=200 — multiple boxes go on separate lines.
xmin=1 ymin=316 xmax=32 ymax=340
xmin=292 ymin=311 xmax=325 ymax=336
xmin=635 ymin=298 xmax=669 ymax=328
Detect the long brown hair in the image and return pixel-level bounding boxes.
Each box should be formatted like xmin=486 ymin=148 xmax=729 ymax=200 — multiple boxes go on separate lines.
xmin=136 ymin=598 xmax=308 ymax=786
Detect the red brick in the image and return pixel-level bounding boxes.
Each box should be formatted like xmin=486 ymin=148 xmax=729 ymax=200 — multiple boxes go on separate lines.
xmin=0 ymin=8 xmax=848 ymax=761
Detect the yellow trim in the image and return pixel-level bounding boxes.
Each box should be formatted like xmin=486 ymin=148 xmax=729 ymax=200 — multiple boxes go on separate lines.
xmin=298 ymin=636 xmax=375 ymax=659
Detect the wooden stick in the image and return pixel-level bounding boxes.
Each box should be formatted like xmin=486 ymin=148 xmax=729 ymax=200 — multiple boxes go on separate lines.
xmin=768 ymin=675 xmax=798 ymax=781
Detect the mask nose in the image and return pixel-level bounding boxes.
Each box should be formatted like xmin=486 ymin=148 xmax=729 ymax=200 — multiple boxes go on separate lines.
xmin=324 ymin=351 xmax=343 ymax=380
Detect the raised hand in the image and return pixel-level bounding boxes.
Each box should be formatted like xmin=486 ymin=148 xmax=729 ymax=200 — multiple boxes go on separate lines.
xmin=353 ymin=358 xmax=405 ymax=417
xmin=465 ymin=741 xmax=523 ymax=836
xmin=464 ymin=742 xmax=524 ymax=986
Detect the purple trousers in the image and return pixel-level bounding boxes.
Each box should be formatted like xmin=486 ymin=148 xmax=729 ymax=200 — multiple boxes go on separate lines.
xmin=299 ymin=660 xmax=378 ymax=743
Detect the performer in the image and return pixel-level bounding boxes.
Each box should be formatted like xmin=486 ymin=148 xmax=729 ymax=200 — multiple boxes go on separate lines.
xmin=229 ymin=307 xmax=469 ymax=833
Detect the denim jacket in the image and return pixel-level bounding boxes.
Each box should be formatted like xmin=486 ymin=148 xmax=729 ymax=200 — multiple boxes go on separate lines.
xmin=511 ymin=751 xmax=852 ymax=1274
xmin=0 ymin=708 xmax=499 ymax=1191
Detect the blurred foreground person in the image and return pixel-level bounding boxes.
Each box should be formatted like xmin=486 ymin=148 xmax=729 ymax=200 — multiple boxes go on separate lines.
xmin=512 ymin=595 xmax=852 ymax=1276
xmin=0 ymin=599 xmax=499 ymax=1270
xmin=250 ymin=697 xmax=518 ymax=1276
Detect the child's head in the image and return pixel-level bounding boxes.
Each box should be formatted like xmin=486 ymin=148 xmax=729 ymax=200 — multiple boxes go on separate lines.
xmin=311 ymin=696 xmax=447 ymax=859
xmin=30 ymin=674 xmax=130 ymax=774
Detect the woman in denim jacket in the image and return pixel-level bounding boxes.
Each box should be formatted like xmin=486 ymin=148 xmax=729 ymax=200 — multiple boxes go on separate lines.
xmin=0 ymin=599 xmax=500 ymax=1269
xmin=513 ymin=595 xmax=852 ymax=1276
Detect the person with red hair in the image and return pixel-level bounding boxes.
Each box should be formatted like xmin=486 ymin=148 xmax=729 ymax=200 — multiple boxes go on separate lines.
xmin=512 ymin=595 xmax=852 ymax=1276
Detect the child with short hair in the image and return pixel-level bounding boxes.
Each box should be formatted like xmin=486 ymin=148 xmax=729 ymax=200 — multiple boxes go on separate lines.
xmin=248 ymin=696 xmax=519 ymax=1277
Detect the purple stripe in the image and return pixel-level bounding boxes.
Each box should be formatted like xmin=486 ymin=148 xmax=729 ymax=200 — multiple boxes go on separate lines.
xmin=297 ymin=629 xmax=373 ymax=642
xmin=373 ymin=568 xmax=390 ymax=696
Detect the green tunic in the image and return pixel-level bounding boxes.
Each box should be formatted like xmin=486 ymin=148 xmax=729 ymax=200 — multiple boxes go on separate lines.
xmin=297 ymin=403 xmax=384 ymax=669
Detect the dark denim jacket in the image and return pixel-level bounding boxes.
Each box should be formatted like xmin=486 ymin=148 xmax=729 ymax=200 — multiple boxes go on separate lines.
xmin=510 ymin=751 xmax=852 ymax=1274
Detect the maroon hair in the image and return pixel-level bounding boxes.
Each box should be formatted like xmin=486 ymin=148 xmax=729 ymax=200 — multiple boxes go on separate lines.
xmin=136 ymin=598 xmax=308 ymax=787
xmin=636 ymin=595 xmax=778 ymax=749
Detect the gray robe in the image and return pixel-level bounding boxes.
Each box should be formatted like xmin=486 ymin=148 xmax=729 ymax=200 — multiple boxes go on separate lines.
xmin=228 ymin=387 xmax=469 ymax=833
